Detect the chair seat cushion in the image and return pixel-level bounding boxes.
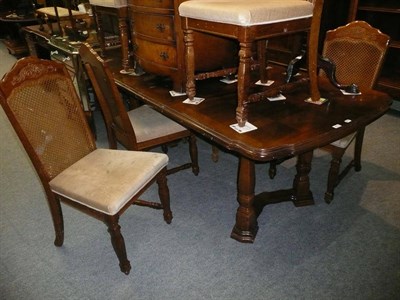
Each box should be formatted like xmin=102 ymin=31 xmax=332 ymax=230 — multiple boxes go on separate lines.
xmin=89 ymin=0 xmax=127 ymax=8
xmin=178 ymin=0 xmax=313 ymax=26
xmin=36 ymin=7 xmax=88 ymax=17
xmin=330 ymin=132 xmax=357 ymax=148
xmin=49 ymin=149 xmax=168 ymax=215
xmin=128 ymin=105 xmax=188 ymax=143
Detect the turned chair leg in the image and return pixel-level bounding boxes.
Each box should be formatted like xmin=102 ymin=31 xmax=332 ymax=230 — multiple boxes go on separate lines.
xmin=105 ymin=215 xmax=131 ymax=275
xmin=189 ymin=133 xmax=199 ymax=175
xmin=50 ymin=195 xmax=65 ymax=247
xmin=156 ymin=169 xmax=173 ymax=224
xmin=211 ymin=145 xmax=219 ymax=162
xmin=325 ymin=149 xmax=346 ymax=204
xmin=269 ymin=161 xmax=277 ymax=179
xmin=353 ymin=128 xmax=365 ymax=172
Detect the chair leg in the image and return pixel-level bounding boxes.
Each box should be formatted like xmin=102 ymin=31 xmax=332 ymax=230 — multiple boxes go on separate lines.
xmin=325 ymin=149 xmax=345 ymax=204
xmin=269 ymin=160 xmax=277 ymax=179
xmin=353 ymin=128 xmax=365 ymax=172
xmin=211 ymin=144 xmax=219 ymax=162
xmin=157 ymin=168 xmax=173 ymax=224
xmin=105 ymin=215 xmax=131 ymax=275
xmin=189 ymin=133 xmax=199 ymax=175
xmin=49 ymin=194 xmax=64 ymax=247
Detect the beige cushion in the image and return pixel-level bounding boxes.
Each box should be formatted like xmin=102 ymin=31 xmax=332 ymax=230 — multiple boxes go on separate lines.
xmin=36 ymin=7 xmax=87 ymax=17
xmin=330 ymin=132 xmax=357 ymax=149
xmin=89 ymin=0 xmax=127 ymax=8
xmin=49 ymin=149 xmax=168 ymax=215
xmin=178 ymin=0 xmax=313 ymax=26
xmin=128 ymin=105 xmax=187 ymax=143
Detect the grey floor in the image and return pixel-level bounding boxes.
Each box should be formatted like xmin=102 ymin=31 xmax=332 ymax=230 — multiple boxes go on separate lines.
xmin=1 ymin=42 xmax=400 ymax=300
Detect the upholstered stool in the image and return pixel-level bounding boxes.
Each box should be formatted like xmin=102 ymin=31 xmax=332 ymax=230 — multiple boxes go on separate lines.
xmin=179 ymin=0 xmax=324 ymax=127
xmin=36 ymin=6 xmax=89 ymax=36
xmin=89 ymin=0 xmax=132 ymax=74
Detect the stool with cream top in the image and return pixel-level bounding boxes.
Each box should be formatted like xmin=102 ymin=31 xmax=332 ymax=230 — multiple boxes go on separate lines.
xmin=89 ymin=0 xmax=133 ymax=74
xmin=179 ymin=0 xmax=324 ymax=127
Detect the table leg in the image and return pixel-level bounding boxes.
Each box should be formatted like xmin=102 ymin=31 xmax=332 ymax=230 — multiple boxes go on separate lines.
xmin=231 ymin=156 xmax=259 ymax=243
xmin=292 ymin=151 xmax=314 ymax=206
xmin=232 ymin=152 xmax=314 ymax=243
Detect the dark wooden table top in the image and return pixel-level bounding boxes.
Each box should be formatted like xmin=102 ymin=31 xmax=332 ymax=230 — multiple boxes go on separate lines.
xmin=110 ymin=58 xmax=392 ymax=162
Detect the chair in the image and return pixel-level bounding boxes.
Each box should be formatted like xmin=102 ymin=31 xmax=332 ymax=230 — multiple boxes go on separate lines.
xmin=270 ymin=21 xmax=390 ymax=203
xmin=320 ymin=21 xmax=389 ymax=202
xmin=178 ymin=0 xmax=325 ymax=127
xmin=79 ymin=43 xmax=199 ymax=176
xmin=0 ymin=56 xmax=173 ymax=274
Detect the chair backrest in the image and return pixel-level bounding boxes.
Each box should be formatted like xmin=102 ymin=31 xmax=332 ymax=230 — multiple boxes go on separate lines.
xmin=79 ymin=43 xmax=138 ymax=149
xmin=320 ymin=20 xmax=390 ymax=91
xmin=0 ymin=56 xmax=96 ymax=182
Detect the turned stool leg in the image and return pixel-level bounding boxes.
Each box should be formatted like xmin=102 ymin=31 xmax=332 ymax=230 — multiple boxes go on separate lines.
xmin=183 ymin=27 xmax=196 ymax=100
xmin=257 ymin=40 xmax=268 ymax=84
xmin=236 ymin=41 xmax=253 ymax=127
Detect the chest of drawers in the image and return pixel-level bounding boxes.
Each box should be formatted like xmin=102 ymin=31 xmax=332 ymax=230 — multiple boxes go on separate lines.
xmin=128 ymin=0 xmax=237 ymax=92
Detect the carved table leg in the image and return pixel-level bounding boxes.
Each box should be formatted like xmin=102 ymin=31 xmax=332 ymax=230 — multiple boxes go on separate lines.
xmin=236 ymin=41 xmax=252 ymax=127
xmin=292 ymin=151 xmax=314 ymax=206
xmin=231 ymin=156 xmax=259 ymax=243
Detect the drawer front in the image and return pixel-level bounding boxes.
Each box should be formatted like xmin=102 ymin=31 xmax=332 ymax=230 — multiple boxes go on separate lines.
xmin=134 ymin=38 xmax=177 ymax=68
xmin=128 ymin=0 xmax=173 ymax=9
xmin=133 ymin=12 xmax=175 ymax=42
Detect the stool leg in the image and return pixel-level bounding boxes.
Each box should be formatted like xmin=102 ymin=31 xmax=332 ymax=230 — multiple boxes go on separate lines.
xmin=236 ymin=41 xmax=252 ymax=127
xmin=93 ymin=7 xmax=106 ymax=58
xmin=257 ymin=40 xmax=268 ymax=84
xmin=308 ymin=0 xmax=324 ymax=102
xmin=183 ymin=27 xmax=196 ymax=100
xmin=117 ymin=12 xmax=131 ymax=73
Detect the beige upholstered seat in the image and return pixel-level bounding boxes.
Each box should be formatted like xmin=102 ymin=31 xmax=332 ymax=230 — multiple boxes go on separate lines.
xmin=50 ymin=149 xmax=168 ymax=215
xmin=89 ymin=0 xmax=127 ymax=7
xmin=79 ymin=43 xmax=199 ymax=176
xmin=179 ymin=0 xmax=324 ymax=126
xmin=178 ymin=0 xmax=313 ymax=26
xmin=0 ymin=56 xmax=173 ymax=275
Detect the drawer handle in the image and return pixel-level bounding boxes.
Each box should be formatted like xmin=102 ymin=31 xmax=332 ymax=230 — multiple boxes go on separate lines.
xmin=159 ymin=52 xmax=169 ymax=61
xmin=156 ymin=23 xmax=166 ymax=32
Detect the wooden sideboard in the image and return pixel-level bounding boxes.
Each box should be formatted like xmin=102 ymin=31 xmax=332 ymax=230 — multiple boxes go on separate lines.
xmin=128 ymin=0 xmax=237 ymax=92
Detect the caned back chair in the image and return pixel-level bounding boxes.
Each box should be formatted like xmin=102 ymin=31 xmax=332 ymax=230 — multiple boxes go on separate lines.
xmin=79 ymin=43 xmax=199 ymax=176
xmin=0 ymin=56 xmax=173 ymax=274
xmin=269 ymin=21 xmax=390 ymax=203
xmin=319 ymin=20 xmax=390 ymax=202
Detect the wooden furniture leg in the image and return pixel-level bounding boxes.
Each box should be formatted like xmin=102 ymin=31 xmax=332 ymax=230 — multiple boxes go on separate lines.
xmin=236 ymin=41 xmax=252 ymax=126
xmin=292 ymin=151 xmax=314 ymax=207
xmin=117 ymin=10 xmax=130 ymax=74
xmin=231 ymin=156 xmax=259 ymax=243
